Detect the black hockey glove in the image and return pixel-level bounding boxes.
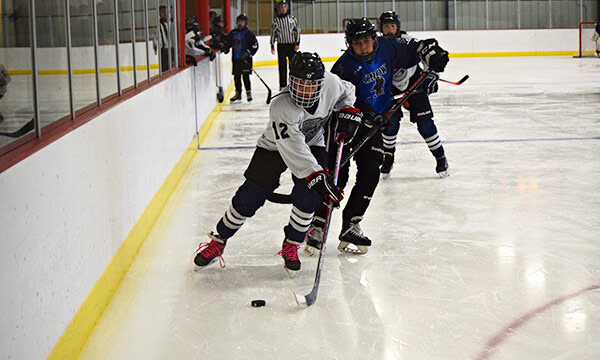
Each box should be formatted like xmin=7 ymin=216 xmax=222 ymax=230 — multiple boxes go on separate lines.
xmin=334 ymin=107 xmax=362 ymax=143
xmin=358 ymin=103 xmax=389 ymax=130
xmin=241 ymin=50 xmax=252 ymax=61
xmin=418 ymin=39 xmax=449 ymax=73
xmin=422 ymin=72 xmax=440 ymax=95
xmin=306 ymin=169 xmax=343 ymax=205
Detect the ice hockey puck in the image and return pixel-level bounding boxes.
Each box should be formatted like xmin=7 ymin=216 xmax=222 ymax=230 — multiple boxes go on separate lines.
xmin=251 ymin=300 xmax=266 ymax=307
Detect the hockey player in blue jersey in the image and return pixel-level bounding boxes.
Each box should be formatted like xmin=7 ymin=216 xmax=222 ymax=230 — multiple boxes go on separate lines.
xmin=305 ymin=17 xmax=449 ymax=255
xmin=225 ymin=14 xmax=259 ymax=103
xmin=378 ymin=10 xmax=450 ymax=179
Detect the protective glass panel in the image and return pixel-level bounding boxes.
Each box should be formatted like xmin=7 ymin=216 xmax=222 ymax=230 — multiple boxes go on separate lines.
xmin=0 ymin=0 xmax=36 ymax=149
xmin=70 ymin=0 xmax=98 ymax=112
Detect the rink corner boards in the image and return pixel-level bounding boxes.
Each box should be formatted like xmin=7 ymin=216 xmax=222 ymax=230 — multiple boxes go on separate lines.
xmin=46 ymin=80 xmax=235 ymax=360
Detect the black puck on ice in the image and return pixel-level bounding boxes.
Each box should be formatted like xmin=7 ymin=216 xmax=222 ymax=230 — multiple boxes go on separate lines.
xmin=251 ymin=300 xmax=266 ymax=307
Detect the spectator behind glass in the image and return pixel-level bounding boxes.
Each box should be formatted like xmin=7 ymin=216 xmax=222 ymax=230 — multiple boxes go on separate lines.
xmin=153 ymin=5 xmax=175 ymax=71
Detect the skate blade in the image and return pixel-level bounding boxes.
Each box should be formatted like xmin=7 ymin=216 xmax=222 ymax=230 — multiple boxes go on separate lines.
xmin=192 ymin=257 xmax=218 ymax=272
xmin=337 ymin=241 xmax=369 ymax=255
xmin=381 ymin=172 xmax=391 ymax=180
xmin=437 ymin=170 xmax=450 ymax=178
xmin=284 ymin=265 xmax=298 ymax=278
xmin=303 ymin=244 xmax=319 ymax=256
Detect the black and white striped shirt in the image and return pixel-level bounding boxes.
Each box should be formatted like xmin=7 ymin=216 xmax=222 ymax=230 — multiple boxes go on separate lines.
xmin=270 ymin=15 xmax=300 ymax=47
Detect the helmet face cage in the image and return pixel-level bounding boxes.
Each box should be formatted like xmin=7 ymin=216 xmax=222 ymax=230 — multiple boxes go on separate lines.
xmin=289 ymin=76 xmax=324 ymax=108
xmin=288 ymin=52 xmax=325 ymax=108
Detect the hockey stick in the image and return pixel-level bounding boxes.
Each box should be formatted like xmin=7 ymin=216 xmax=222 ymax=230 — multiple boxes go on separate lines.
xmin=439 ymin=74 xmax=469 ymax=85
xmin=253 ymin=69 xmax=272 ymax=105
xmin=294 ymin=135 xmax=345 ymax=308
xmin=0 ymin=119 xmax=34 ymax=138
xmin=267 ymin=70 xmax=433 ymax=205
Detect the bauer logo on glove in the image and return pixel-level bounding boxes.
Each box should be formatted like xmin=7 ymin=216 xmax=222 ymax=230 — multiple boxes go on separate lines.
xmin=306 ymin=169 xmax=343 ymax=204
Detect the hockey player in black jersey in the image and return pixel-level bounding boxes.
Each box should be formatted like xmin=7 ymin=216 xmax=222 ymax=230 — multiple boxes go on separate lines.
xmin=305 ymin=18 xmax=449 ymax=255
xmin=193 ymin=52 xmax=361 ymax=275
xmin=378 ymin=11 xmax=449 ymax=179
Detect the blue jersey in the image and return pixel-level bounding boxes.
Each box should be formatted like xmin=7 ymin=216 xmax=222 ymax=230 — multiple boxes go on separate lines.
xmin=331 ymin=37 xmax=421 ymax=114
xmin=227 ymin=27 xmax=258 ymax=60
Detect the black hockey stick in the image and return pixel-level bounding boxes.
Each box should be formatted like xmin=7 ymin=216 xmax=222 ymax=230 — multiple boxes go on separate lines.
xmin=0 ymin=119 xmax=34 ymax=138
xmin=294 ymin=135 xmax=345 ymax=308
xmin=253 ymin=69 xmax=272 ymax=105
xmin=439 ymin=74 xmax=469 ymax=85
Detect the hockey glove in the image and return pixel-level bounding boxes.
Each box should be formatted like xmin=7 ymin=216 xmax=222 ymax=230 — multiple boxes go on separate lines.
xmin=306 ymin=169 xmax=343 ymax=205
xmin=358 ymin=103 xmax=389 ymax=130
xmin=334 ymin=107 xmax=362 ymax=143
xmin=418 ymin=39 xmax=449 ymax=73
xmin=241 ymin=50 xmax=252 ymax=61
xmin=422 ymin=72 xmax=440 ymax=95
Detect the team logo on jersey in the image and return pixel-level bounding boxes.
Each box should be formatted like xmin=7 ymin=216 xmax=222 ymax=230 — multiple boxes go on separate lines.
xmin=362 ymin=63 xmax=387 ymax=99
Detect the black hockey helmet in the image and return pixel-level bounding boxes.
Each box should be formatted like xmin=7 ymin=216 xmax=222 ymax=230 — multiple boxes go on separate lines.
xmin=345 ymin=18 xmax=378 ymax=62
xmin=379 ymin=11 xmax=401 ymax=37
xmin=236 ymin=13 xmax=248 ymax=28
xmin=288 ymin=52 xmax=325 ymax=108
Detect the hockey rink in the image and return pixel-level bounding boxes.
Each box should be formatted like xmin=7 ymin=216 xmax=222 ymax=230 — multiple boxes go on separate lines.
xmin=78 ymin=56 xmax=600 ymax=360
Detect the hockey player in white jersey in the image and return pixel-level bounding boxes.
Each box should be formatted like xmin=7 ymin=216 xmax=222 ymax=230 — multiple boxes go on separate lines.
xmin=193 ymin=52 xmax=361 ymax=275
xmin=379 ymin=11 xmax=450 ymax=179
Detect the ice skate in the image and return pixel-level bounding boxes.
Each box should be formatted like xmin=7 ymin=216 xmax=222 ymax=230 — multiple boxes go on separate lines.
xmin=278 ymin=239 xmax=301 ymax=277
xmin=436 ymin=156 xmax=450 ymax=178
xmin=193 ymin=232 xmax=227 ymax=270
xmin=304 ymin=216 xmax=326 ymax=256
xmin=246 ymin=90 xmax=253 ymax=102
xmin=338 ymin=216 xmax=372 ymax=254
xmin=230 ymin=91 xmax=242 ymax=103
xmin=380 ymin=153 xmax=394 ymax=179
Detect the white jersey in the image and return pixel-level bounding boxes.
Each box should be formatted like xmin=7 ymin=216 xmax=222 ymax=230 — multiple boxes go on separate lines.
xmin=185 ymin=37 xmax=208 ymax=57
xmin=256 ymin=71 xmax=356 ymax=179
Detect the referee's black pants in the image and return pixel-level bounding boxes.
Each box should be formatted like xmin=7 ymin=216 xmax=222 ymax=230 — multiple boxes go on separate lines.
xmin=277 ymin=43 xmax=297 ymax=89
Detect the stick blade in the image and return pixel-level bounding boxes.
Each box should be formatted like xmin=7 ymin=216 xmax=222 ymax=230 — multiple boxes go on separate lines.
xmin=294 ymin=292 xmax=308 ymax=307
xmin=458 ymin=75 xmax=469 ymax=84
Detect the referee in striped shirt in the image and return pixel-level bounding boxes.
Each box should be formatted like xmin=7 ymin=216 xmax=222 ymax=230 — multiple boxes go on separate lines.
xmin=270 ymin=0 xmax=300 ymax=89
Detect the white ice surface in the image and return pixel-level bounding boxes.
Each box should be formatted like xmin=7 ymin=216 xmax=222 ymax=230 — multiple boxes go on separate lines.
xmin=79 ymin=57 xmax=600 ymax=360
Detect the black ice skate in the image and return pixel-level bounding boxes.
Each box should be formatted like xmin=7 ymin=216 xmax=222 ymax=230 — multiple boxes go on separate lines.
xmin=380 ymin=153 xmax=394 ymax=180
xmin=230 ymin=91 xmax=242 ymax=103
xmin=303 ymin=216 xmax=326 ymax=256
xmin=246 ymin=90 xmax=253 ymax=102
xmin=278 ymin=239 xmax=301 ymax=277
xmin=193 ymin=232 xmax=227 ymax=270
xmin=338 ymin=216 xmax=372 ymax=255
xmin=436 ymin=156 xmax=450 ymax=178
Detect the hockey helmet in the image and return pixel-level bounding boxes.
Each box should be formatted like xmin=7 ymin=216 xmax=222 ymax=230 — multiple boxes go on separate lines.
xmin=236 ymin=13 xmax=248 ymax=28
xmin=379 ymin=11 xmax=401 ymax=37
xmin=288 ymin=52 xmax=325 ymax=108
xmin=345 ymin=18 xmax=379 ymax=62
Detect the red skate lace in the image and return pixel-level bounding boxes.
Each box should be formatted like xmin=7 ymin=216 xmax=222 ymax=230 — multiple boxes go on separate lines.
xmin=276 ymin=242 xmax=299 ymax=261
xmin=196 ymin=241 xmax=226 ymax=268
